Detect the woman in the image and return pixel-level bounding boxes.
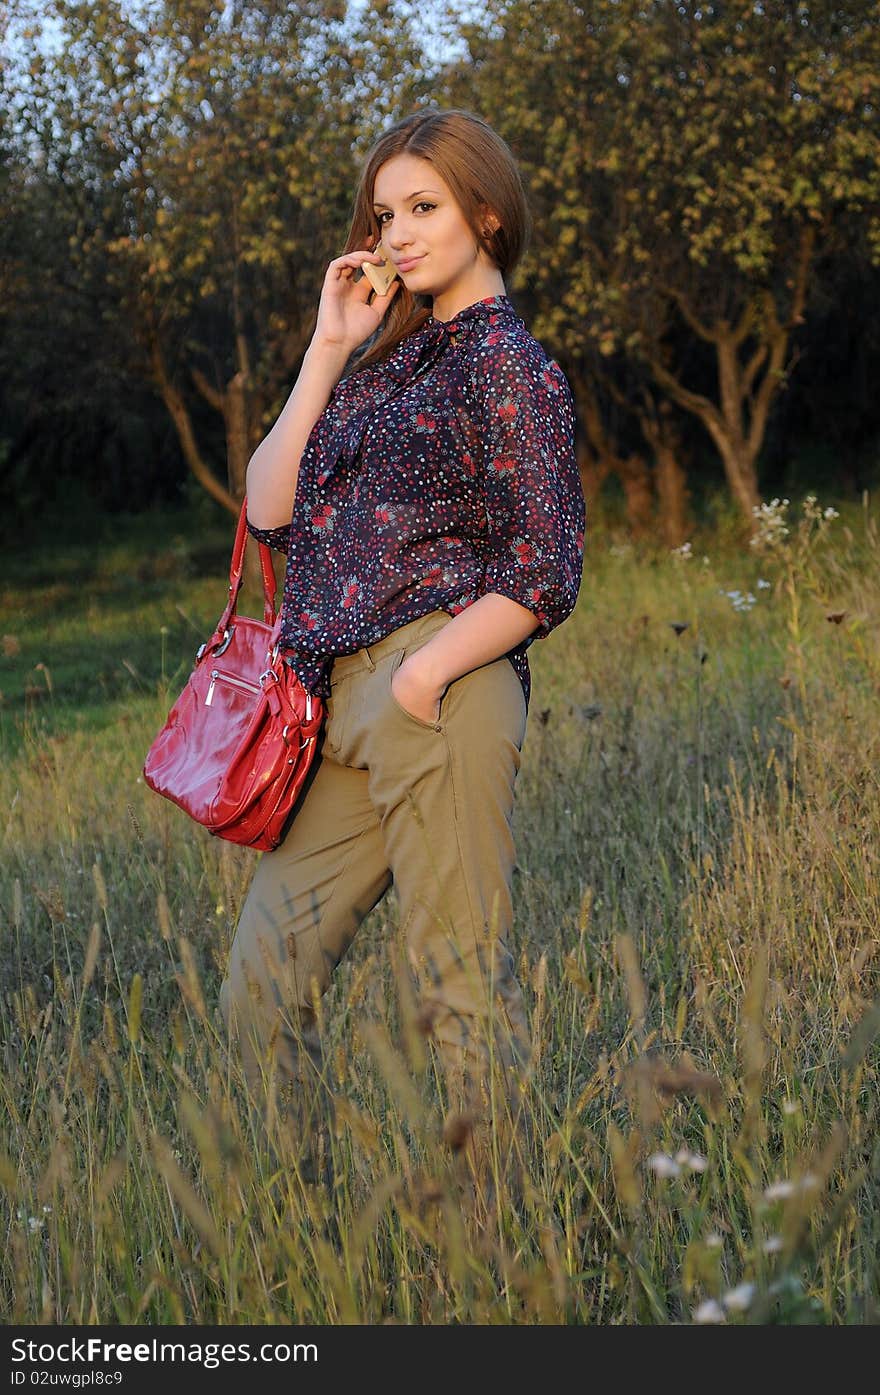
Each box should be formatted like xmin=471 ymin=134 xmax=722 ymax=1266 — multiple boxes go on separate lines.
xmin=218 ymin=108 xmax=585 ymax=1198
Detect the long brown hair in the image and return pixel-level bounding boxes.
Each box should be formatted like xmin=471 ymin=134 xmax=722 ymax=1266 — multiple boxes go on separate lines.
xmin=341 ymin=108 xmax=531 ymax=376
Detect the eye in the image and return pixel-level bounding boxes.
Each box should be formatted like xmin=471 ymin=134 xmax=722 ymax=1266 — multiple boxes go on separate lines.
xmin=375 ymin=202 xmax=436 ymax=225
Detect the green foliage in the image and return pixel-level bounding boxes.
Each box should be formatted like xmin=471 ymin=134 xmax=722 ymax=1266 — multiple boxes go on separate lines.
xmin=442 ymin=0 xmax=880 ymax=515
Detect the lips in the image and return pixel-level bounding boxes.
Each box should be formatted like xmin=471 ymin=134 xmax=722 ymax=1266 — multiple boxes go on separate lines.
xmin=396 ymin=255 xmax=425 ymax=271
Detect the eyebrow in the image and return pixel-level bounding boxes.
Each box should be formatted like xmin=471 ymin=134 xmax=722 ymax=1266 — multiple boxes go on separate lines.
xmin=371 ymin=189 xmax=441 ymax=209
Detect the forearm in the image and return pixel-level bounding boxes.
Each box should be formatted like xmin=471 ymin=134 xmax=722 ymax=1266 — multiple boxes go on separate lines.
xmin=411 ymin=593 xmax=539 ymax=692
xmin=246 ymin=336 xmax=351 ymax=530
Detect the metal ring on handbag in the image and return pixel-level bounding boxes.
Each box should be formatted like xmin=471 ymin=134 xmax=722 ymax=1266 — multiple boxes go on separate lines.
xmin=214 ymin=626 xmax=235 ymax=657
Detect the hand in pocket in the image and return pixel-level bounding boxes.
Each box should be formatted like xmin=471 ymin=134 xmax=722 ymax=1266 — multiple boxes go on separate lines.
xmin=391 ymin=653 xmax=445 ymax=725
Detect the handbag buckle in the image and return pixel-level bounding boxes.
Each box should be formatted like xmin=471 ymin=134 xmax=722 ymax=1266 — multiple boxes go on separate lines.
xmin=214 ymin=626 xmax=234 ymax=657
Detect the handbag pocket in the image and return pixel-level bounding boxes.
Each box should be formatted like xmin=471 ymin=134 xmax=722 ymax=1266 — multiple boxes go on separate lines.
xmin=204 ymin=667 xmax=261 ymax=706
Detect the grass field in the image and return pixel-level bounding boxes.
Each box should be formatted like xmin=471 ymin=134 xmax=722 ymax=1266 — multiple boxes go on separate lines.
xmin=1 ymin=492 xmax=878 ymax=1324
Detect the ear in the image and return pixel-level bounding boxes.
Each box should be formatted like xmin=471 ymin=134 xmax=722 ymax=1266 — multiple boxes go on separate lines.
xmin=478 ymin=204 xmax=501 ymax=237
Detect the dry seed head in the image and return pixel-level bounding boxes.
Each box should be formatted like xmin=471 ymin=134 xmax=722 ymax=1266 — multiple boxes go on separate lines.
xmin=127 ymin=973 xmax=143 ymax=1046
xmin=414 ymin=1003 xmax=439 ymax=1037
xmin=92 ymin=862 xmax=108 ymax=912
xmin=83 ymin=921 xmax=102 ymax=990
xmin=103 ymin=1000 xmax=118 ymax=1053
xmin=126 ymin=803 xmax=143 ymax=844
xmin=157 ymin=892 xmax=172 ymax=942
xmin=628 ymin=1055 xmax=722 ymax=1103
xmin=442 ymin=1111 xmax=475 ymax=1153
xmin=176 ymin=938 xmax=207 ymax=1019
xmin=615 ymin=932 xmax=647 ymax=1028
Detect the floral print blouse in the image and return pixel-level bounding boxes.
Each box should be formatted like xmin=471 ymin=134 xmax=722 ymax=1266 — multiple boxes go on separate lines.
xmin=246 ymin=292 xmax=585 ymax=714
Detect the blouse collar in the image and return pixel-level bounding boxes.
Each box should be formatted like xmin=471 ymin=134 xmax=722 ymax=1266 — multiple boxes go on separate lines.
xmin=424 ymin=292 xmax=520 ymax=337
xmin=376 ymin=292 xmax=521 ymax=383
xmin=313 ymin=293 xmax=519 ymax=487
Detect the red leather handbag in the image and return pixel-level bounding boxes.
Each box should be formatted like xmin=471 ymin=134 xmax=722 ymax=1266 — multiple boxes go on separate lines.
xmin=143 ymin=497 xmax=324 ymax=851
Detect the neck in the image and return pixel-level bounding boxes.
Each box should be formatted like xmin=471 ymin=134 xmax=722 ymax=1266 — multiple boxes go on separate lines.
xmin=430 ymin=275 xmax=507 ymax=324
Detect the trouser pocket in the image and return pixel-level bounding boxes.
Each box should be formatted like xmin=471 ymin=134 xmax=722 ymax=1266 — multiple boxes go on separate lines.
xmin=323 ymin=676 xmax=354 ymax=754
xmin=386 ymin=645 xmax=449 ymax=732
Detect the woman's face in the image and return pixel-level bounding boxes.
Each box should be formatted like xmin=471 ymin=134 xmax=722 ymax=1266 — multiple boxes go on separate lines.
xmin=371 ymin=153 xmax=498 ymax=304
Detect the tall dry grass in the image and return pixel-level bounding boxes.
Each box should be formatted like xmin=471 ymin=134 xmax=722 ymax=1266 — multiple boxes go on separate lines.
xmin=1 ymin=495 xmax=878 ymax=1323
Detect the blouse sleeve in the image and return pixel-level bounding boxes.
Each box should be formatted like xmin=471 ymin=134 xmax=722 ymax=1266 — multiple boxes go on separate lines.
xmin=246 ymin=516 xmax=291 ymax=554
xmin=243 ymin=374 xmax=354 ymax=557
xmin=470 ymin=335 xmax=585 ymax=639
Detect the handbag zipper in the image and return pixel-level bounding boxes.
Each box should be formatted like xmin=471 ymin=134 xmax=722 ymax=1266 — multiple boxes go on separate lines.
xmin=205 ymin=668 xmax=261 ymax=707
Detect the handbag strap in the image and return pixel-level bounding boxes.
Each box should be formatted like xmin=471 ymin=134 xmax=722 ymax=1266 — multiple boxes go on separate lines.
xmin=217 ymin=495 xmax=279 ymax=631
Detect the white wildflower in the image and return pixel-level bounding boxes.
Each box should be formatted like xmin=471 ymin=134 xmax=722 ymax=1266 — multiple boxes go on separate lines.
xmin=693 ymin=1299 xmax=727 ymax=1324
xmin=757 ymin=578 xmax=771 ymax=589
xmin=823 ymin=507 xmax=839 ymax=520
xmin=719 ymin=587 xmax=757 ymax=612
xmin=764 ymin=1179 xmax=796 ymax=1201
xmin=704 ymin=1232 xmax=724 ymax=1250
xmin=781 ymin=1098 xmax=799 ymax=1115
xmin=647 ymin=1152 xmax=681 ymax=1178
xmin=722 ymin=1281 xmax=756 ymax=1312
xmin=750 ymin=497 xmax=790 ymax=550
xmin=674 ymin=1147 xmax=708 ymax=1173
xmin=671 ymin=541 xmax=693 ymax=560
xmin=16 ymin=1207 xmax=48 ymax=1233
xmin=763 ymin=1236 xmax=784 ymax=1255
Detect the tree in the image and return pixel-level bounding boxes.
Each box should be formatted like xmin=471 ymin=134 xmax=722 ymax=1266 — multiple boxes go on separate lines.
xmin=7 ymin=0 xmax=431 ymax=518
xmin=444 ymin=0 xmax=880 ymax=528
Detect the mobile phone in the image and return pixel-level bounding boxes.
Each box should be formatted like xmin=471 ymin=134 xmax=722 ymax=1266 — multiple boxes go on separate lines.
xmin=361 ymin=238 xmax=399 ymax=297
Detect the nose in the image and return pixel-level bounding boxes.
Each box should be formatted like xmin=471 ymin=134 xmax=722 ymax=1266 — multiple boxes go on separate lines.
xmin=385 ymin=218 xmax=415 ymax=253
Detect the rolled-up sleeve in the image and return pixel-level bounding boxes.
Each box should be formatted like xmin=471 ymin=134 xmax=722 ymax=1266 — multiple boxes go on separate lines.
xmin=246 ymin=517 xmax=291 ymax=554
xmin=470 ymin=335 xmax=585 ymax=639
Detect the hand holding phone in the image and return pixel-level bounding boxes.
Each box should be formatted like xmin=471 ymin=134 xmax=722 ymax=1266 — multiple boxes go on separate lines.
xmin=313 ymin=238 xmax=400 ymax=356
xmin=361 ymin=238 xmax=399 ymax=297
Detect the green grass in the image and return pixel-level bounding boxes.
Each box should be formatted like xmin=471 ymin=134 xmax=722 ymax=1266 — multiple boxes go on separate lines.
xmin=1 ymin=493 xmax=878 ymax=1324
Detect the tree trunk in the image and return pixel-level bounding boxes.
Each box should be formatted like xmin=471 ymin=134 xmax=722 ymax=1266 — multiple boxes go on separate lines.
xmin=615 ymin=452 xmax=654 ymax=537
xmin=150 ymin=337 xmax=237 ymax=515
xmin=575 ymin=432 xmax=612 ymax=517
xmin=649 ymin=224 xmax=815 ymax=530
xmin=640 ymin=398 xmax=690 ymax=546
xmin=224 ymin=369 xmax=251 ymax=501
xmin=654 ymin=443 xmax=690 ymax=547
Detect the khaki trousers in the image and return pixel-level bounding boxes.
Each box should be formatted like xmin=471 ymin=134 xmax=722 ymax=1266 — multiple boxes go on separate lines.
xmin=218 ymin=608 xmax=531 ymax=1181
